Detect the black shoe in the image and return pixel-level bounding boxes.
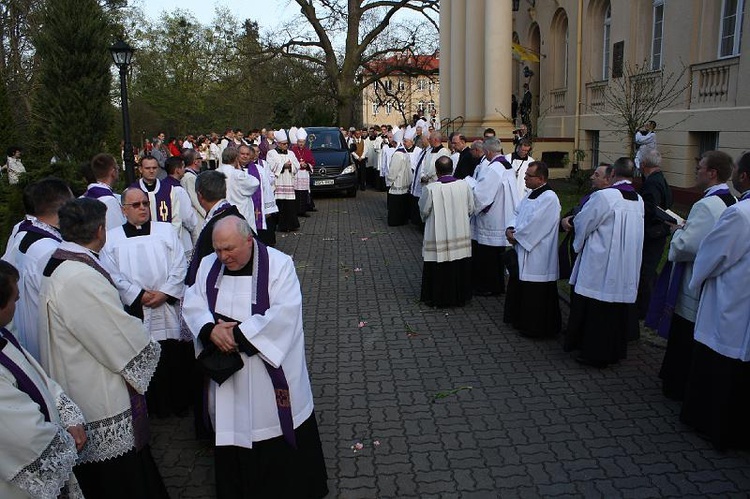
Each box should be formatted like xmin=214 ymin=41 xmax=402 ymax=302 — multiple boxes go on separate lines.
xmin=575 ymin=355 xmax=608 ymax=368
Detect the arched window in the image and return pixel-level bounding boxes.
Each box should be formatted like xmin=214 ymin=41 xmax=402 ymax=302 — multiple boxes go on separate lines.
xmin=551 ymin=9 xmax=569 ymax=88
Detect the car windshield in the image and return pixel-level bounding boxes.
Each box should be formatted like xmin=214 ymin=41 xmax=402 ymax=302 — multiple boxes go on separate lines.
xmin=309 ymin=131 xmax=345 ymax=150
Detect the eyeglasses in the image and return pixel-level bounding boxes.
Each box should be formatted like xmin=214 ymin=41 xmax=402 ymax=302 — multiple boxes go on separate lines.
xmin=124 ymin=201 xmax=150 ymax=209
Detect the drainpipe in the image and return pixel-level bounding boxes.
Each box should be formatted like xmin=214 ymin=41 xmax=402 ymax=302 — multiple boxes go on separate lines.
xmin=574 ymin=0 xmax=583 ymax=160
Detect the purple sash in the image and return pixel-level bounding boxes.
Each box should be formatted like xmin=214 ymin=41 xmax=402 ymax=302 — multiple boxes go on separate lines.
xmin=132 ymin=180 xmax=173 ymax=222
xmin=205 ymin=242 xmax=298 ymax=449
xmin=162 ymin=176 xmax=182 ymax=188
xmin=646 ymin=188 xmax=733 ymax=338
xmin=49 ymin=248 xmax=150 ymax=450
xmin=245 ymin=162 xmax=265 ymax=229
xmin=608 ymin=182 xmax=637 ymax=193
xmin=437 ymin=175 xmax=458 ymax=184
xmin=0 ymin=328 xmax=51 ymax=422
xmin=410 ymin=149 xmax=430 ymax=194
xmin=84 ymin=185 xmax=115 ymax=200
xmin=17 ymin=221 xmax=62 ymax=243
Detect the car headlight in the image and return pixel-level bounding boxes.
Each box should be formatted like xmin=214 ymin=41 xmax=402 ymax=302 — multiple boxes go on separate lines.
xmin=341 ymin=165 xmax=355 ymax=175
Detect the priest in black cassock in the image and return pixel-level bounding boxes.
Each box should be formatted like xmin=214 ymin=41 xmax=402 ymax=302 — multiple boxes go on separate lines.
xmin=504 ymin=161 xmax=562 ymax=338
xmin=680 ymin=153 xmax=750 ymax=450
xmin=565 ymin=157 xmax=644 ymax=367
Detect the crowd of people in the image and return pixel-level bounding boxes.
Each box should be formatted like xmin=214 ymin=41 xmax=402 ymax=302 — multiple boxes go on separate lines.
xmin=380 ymin=123 xmax=749 ymax=453
xmin=1 ymin=115 xmax=749 ymax=498
xmin=0 ymin=135 xmax=329 ymax=497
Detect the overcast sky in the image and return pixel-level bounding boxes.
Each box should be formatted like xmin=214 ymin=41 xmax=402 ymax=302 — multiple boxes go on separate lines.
xmin=138 ymin=0 xmax=291 ymax=27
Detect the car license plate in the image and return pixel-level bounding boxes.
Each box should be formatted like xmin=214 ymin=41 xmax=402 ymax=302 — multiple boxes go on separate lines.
xmin=315 ymin=179 xmax=335 ymax=186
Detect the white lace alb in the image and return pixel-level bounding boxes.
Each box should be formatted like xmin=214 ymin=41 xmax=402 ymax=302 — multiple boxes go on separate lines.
xmin=77 ymin=408 xmax=135 ymax=464
xmin=56 ymin=392 xmax=85 ymax=428
xmin=120 ymin=339 xmax=161 ymax=394
xmin=10 ymin=426 xmax=78 ymax=499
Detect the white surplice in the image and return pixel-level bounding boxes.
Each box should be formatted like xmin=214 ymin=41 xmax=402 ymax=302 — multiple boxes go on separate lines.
xmin=101 ymin=221 xmax=187 ymax=342
xmin=387 ymin=150 xmax=413 ymax=195
xmin=0 ymin=333 xmax=84 ymax=499
xmin=37 ymin=242 xmax=160 ymax=463
xmin=570 ymin=182 xmax=644 ymax=303
xmin=181 ymin=169 xmax=207 ymax=226
xmin=466 ymin=157 xmax=520 ymax=246
xmin=419 ymin=179 xmax=474 ymax=262
xmin=83 ymin=182 xmax=125 ymax=230
xmin=509 ymin=185 xmax=560 ymax=282
xmin=7 ymin=220 xmax=61 ymax=360
xmin=669 ymin=184 xmax=735 ymax=322
xmin=183 ymin=247 xmax=314 ymax=449
xmin=216 ymin=164 xmax=261 ymax=232
xmin=503 ymin=153 xmax=536 ymax=199
xmin=380 ymin=145 xmax=396 ymax=185
xmin=689 ymin=195 xmax=750 ymax=360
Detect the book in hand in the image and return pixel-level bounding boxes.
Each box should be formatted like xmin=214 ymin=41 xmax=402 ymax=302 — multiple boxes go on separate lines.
xmin=655 ymin=206 xmax=685 ymax=226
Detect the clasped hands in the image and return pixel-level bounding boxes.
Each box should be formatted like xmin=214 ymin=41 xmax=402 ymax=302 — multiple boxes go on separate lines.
xmin=141 ymin=290 xmax=168 ymax=308
xmin=210 ymin=319 xmax=240 ymax=353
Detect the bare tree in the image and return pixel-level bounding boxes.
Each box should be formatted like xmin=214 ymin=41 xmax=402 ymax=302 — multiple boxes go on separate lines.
xmin=266 ymin=0 xmax=438 ymax=126
xmin=592 ymin=60 xmax=690 ymax=157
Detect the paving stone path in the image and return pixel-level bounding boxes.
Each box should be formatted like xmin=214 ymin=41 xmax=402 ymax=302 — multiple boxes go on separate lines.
xmin=151 ymin=190 xmax=750 ymax=498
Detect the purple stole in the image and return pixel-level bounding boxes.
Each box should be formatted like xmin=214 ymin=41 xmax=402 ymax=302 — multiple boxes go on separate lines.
xmin=0 ymin=328 xmax=51 ymax=422
xmin=490 ymin=155 xmax=512 ymax=170
xmin=162 ymin=176 xmax=181 ymax=188
xmin=437 ymin=175 xmax=458 ymax=184
xmin=608 ymin=181 xmax=637 ymax=194
xmin=245 ymin=162 xmax=264 ymax=229
xmin=84 ymin=185 xmax=115 ymax=200
xmin=205 ymin=242 xmax=297 ymax=449
xmin=17 ymin=220 xmax=62 ymax=243
xmin=48 ymin=248 xmax=151 ymax=451
xmin=410 ymin=148 xmax=430 ymax=195
xmin=646 ymin=187 xmax=734 ymax=338
xmin=185 ymin=202 xmax=232 ymax=286
xmin=133 ymin=180 xmax=174 ymax=223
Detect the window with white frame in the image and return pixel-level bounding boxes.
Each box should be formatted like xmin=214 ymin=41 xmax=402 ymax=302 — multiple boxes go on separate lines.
xmin=428 ymin=80 xmax=436 ymax=92
xmin=720 ymin=0 xmax=745 ymax=57
xmin=603 ymin=5 xmax=611 ymax=79
xmin=417 ymin=79 xmax=425 ymax=91
xmin=398 ymin=80 xmax=405 ymax=91
xmin=386 ymin=79 xmax=393 ymax=91
xmin=651 ymin=0 xmax=664 ymax=70
xmin=418 ymin=101 xmax=425 ymax=112
xmin=372 ymin=102 xmax=378 ymax=116
xmin=427 ymin=100 xmax=436 ymax=113
xmin=386 ymin=102 xmax=392 ymax=115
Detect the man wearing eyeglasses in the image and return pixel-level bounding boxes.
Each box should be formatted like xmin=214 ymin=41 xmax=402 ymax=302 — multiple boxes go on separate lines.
xmin=504 ymin=162 xmax=561 ymax=338
xmin=132 ymin=155 xmax=198 ymax=259
xmin=101 ymin=187 xmax=190 ymax=419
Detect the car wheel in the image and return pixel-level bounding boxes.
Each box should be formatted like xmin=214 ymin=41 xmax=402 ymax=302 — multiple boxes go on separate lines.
xmin=345 ymin=187 xmax=357 ymax=198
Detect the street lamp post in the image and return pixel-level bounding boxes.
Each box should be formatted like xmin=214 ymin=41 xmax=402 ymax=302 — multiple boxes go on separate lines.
xmin=109 ymin=40 xmax=136 ymax=184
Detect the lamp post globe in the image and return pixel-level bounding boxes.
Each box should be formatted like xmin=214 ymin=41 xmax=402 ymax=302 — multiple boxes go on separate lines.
xmin=109 ymin=40 xmax=136 ymax=184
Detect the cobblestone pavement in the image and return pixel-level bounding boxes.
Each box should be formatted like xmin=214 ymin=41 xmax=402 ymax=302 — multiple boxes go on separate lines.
xmin=152 ymin=190 xmax=750 ymax=498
